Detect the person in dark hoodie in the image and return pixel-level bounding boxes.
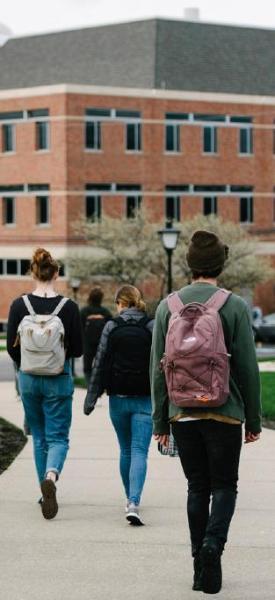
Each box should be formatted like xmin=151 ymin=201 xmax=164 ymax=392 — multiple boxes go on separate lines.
xmin=84 ymin=285 xmax=154 ymax=526
xmin=150 ymin=230 xmax=261 ymax=595
xmin=80 ymin=286 xmax=112 ymax=386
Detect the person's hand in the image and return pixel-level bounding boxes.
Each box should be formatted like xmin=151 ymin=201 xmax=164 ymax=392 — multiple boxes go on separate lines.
xmin=154 ymin=434 xmax=169 ymax=447
xmin=245 ymin=431 xmax=260 ymax=444
xmin=83 ymin=394 xmax=97 ymax=416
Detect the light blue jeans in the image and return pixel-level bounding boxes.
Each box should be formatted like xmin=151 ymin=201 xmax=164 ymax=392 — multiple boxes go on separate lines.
xmin=109 ymin=395 xmax=152 ymax=506
xmin=18 ymin=364 xmax=73 ymax=483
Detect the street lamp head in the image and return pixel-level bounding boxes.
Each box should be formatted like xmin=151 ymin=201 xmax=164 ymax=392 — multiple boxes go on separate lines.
xmin=158 ymin=225 xmax=181 ymax=251
xmin=70 ymin=277 xmax=81 ymax=292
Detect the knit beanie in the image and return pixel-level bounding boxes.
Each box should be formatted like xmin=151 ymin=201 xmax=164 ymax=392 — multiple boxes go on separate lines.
xmin=186 ymin=230 xmax=229 ymax=272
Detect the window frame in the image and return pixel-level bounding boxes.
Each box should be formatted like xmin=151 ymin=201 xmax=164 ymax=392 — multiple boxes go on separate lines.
xmin=203 ymin=125 xmax=217 ymax=154
xmin=86 ymin=194 xmax=102 ymax=221
xmin=35 ymin=120 xmax=50 ymax=151
xmin=165 ymin=195 xmax=181 ymax=222
xmin=240 ymin=196 xmax=254 ymax=223
xmin=203 ymin=196 xmax=217 ymax=216
xmin=126 ymin=195 xmax=142 ymax=219
xmin=2 ymin=196 xmax=15 ymax=225
xmin=2 ymin=123 xmax=15 ymax=153
xmin=36 ymin=195 xmax=50 ymax=226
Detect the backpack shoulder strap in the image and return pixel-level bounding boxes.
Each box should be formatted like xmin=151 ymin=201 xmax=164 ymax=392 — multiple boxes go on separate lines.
xmin=167 ymin=292 xmax=185 ymax=314
xmin=52 ymin=297 xmax=69 ymax=316
xmin=22 ymin=294 xmax=36 ymax=316
xmin=205 ymin=288 xmax=232 ymax=312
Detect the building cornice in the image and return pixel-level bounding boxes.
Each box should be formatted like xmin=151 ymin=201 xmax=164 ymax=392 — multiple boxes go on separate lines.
xmin=1 ymin=83 xmax=275 ymax=106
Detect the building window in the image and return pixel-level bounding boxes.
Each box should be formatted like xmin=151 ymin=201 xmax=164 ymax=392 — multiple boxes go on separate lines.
xmin=203 ymin=196 xmax=217 ymax=215
xmin=0 ymin=259 xmax=32 ymax=276
xmin=2 ymin=124 xmax=15 ymax=152
xmin=3 ymin=197 xmax=15 ymax=225
xmin=240 ymin=196 xmax=253 ymax=223
xmin=166 ymin=124 xmax=180 ymax=152
xmin=165 ymin=113 xmax=188 ymax=153
xmin=166 ymin=196 xmax=180 ymax=222
xmin=239 ymin=127 xmax=253 ymax=154
xmin=230 ymin=116 xmax=253 ymax=155
xmin=86 ymin=195 xmax=101 ymax=221
xmin=36 ymin=121 xmax=49 ymax=150
xmin=36 ymin=196 xmax=49 ymax=225
xmin=116 ymin=110 xmax=141 ymax=152
xmin=28 ymin=110 xmax=50 ymax=151
xmin=85 ymin=108 xmax=110 ymax=151
xmin=126 ymin=195 xmax=142 ymax=218
xmin=203 ymin=126 xmax=217 ymax=153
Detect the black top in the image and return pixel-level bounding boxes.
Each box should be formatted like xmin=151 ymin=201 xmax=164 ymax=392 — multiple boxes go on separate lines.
xmin=80 ymin=304 xmax=112 ymax=331
xmin=7 ymin=294 xmax=83 ymax=367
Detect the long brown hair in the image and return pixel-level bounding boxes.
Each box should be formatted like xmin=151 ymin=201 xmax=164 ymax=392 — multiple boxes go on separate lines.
xmin=30 ymin=248 xmax=59 ymax=282
xmin=115 ymin=285 xmax=146 ymax=312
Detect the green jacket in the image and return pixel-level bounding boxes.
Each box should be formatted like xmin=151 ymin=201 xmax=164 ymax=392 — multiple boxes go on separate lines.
xmin=150 ymin=283 xmax=262 ymax=435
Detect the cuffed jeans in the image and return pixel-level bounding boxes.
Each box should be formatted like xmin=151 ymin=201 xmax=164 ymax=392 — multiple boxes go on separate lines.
xmin=18 ymin=367 xmax=73 ymax=483
xmin=172 ymin=419 xmax=242 ymax=556
xmin=109 ymin=395 xmax=152 ymax=506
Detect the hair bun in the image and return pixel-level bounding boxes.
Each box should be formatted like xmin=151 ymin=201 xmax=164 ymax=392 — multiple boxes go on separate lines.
xmin=31 ymin=247 xmax=59 ymax=282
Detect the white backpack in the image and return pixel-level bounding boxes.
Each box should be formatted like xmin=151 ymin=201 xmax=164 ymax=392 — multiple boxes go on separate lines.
xmin=18 ymin=295 xmax=68 ymax=376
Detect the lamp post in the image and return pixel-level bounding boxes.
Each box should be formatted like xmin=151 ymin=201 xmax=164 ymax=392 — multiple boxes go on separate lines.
xmin=69 ymin=278 xmax=81 ymax=376
xmin=158 ymin=224 xmax=181 ymax=294
xmin=70 ymin=278 xmax=81 ymax=302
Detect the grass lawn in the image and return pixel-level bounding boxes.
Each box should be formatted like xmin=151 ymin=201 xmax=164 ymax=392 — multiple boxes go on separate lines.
xmin=261 ymin=372 xmax=275 ymax=421
xmin=0 ymin=417 xmax=27 ymax=475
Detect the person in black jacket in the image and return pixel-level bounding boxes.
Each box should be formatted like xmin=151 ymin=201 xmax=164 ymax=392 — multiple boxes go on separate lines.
xmin=7 ymin=248 xmax=82 ymax=520
xmin=84 ymin=285 xmax=154 ymax=526
xmin=80 ymin=286 xmax=112 ymax=386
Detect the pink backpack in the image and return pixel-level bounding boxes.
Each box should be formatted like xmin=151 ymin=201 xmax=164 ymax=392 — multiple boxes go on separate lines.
xmin=161 ymin=289 xmax=232 ymax=408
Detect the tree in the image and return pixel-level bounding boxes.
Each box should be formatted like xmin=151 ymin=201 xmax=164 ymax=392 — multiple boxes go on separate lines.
xmin=68 ymin=209 xmax=168 ymax=295
xmin=67 ymin=212 xmax=274 ymax=297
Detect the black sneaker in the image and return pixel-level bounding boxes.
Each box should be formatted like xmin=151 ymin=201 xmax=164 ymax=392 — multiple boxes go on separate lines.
xmin=200 ymin=541 xmax=222 ymax=594
xmin=192 ymin=555 xmax=203 ymax=591
xmin=40 ymin=479 xmax=58 ymax=520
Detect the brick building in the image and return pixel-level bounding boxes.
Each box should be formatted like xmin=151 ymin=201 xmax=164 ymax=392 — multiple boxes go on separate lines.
xmin=1 ymin=17 xmax=275 ymax=325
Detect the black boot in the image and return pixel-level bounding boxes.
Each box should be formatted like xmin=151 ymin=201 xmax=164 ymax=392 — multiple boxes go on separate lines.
xmin=200 ymin=540 xmax=222 ymax=595
xmin=192 ymin=554 xmax=203 ymax=591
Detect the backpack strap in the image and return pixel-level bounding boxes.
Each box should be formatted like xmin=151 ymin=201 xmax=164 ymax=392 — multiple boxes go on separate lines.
xmin=22 ymin=294 xmax=36 ymax=316
xmin=167 ymin=292 xmax=185 ymax=314
xmin=52 ymin=297 xmax=69 ymax=316
xmin=205 ymin=288 xmax=232 ymax=312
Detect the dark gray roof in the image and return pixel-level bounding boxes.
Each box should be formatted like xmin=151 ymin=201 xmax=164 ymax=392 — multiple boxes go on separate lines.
xmin=0 ymin=18 xmax=275 ymax=95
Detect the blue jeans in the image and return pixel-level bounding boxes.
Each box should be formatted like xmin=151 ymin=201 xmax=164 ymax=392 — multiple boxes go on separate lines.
xmin=18 ymin=366 xmax=73 ymax=483
xmin=109 ymin=395 xmax=152 ymax=506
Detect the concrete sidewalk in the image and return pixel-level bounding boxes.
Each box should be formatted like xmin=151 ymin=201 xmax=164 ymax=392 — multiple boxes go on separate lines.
xmin=0 ymin=381 xmax=275 ymax=600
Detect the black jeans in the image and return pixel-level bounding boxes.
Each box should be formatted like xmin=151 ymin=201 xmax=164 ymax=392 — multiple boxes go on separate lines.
xmin=172 ymin=419 xmax=242 ymax=556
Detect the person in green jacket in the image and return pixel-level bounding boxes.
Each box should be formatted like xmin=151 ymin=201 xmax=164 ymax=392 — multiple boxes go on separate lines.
xmin=150 ymin=229 xmax=261 ymax=595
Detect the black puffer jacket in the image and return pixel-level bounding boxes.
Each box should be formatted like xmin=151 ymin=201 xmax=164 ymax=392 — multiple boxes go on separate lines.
xmin=84 ymin=308 xmax=154 ymax=414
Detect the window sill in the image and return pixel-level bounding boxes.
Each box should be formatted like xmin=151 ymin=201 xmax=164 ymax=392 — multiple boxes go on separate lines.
xmin=202 ymin=152 xmax=219 ymax=156
xmin=3 ymin=223 xmax=16 ymax=228
xmin=36 ymin=223 xmax=51 ymax=228
xmin=238 ymin=153 xmax=254 ymax=157
xmin=84 ymin=149 xmax=103 ymax=153
xmin=125 ymin=151 xmax=143 ymax=154
xmin=164 ymin=151 xmax=182 ymax=155
xmin=35 ymin=149 xmax=50 ymax=154
xmin=1 ymin=151 xmax=16 ymax=156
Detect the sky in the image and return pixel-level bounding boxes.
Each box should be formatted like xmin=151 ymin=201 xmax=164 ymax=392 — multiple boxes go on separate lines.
xmin=1 ymin=0 xmax=275 ymax=37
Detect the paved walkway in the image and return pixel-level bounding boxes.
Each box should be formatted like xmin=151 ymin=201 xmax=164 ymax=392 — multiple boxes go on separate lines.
xmin=0 ymin=381 xmax=275 ymax=600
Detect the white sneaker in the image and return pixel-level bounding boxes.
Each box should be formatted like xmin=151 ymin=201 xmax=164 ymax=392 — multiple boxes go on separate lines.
xmin=126 ymin=503 xmax=144 ymax=526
